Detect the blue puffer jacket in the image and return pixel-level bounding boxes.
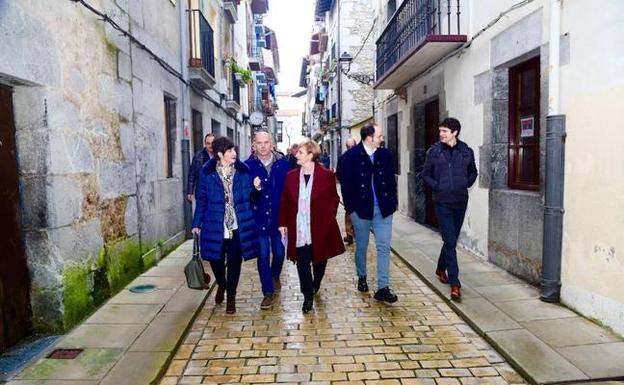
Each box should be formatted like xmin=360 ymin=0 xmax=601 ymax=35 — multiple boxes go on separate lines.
xmin=422 ymin=141 xmax=478 ymax=203
xmin=340 ymin=143 xmax=398 ymax=220
xmin=191 ymin=159 xmax=259 ymax=261
xmin=245 ymin=152 xmax=289 ymax=235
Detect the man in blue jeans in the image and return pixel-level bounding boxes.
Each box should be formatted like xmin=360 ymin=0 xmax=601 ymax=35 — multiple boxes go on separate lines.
xmin=245 ymin=131 xmax=290 ymax=309
xmin=340 ymin=124 xmax=398 ymax=303
xmin=422 ymin=117 xmax=478 ymax=301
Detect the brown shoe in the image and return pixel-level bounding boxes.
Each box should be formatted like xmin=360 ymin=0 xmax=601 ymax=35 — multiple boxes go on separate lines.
xmin=260 ymin=295 xmax=273 ymax=310
xmin=226 ymin=295 xmax=236 ymax=314
xmin=202 ymin=273 xmax=211 ymax=289
xmin=272 ymin=277 xmax=281 ymax=291
xmin=450 ymin=286 xmax=461 ymax=302
xmin=215 ymin=286 xmax=225 ymax=305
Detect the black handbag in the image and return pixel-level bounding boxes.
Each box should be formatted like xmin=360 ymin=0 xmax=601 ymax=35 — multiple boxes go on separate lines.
xmin=184 ymin=235 xmax=210 ymax=289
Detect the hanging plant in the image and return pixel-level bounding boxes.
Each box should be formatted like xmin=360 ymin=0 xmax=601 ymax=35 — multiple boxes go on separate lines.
xmin=226 ymin=57 xmax=253 ymax=84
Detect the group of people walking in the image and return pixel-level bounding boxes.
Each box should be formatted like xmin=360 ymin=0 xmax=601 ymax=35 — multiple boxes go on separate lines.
xmin=187 ymin=118 xmax=477 ymax=314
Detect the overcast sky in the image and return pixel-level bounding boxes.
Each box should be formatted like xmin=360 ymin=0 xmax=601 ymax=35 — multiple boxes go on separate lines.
xmin=263 ymin=0 xmax=315 ymax=93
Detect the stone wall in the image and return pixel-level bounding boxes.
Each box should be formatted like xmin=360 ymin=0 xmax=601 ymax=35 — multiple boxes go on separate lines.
xmin=0 ymin=0 xmax=185 ymax=331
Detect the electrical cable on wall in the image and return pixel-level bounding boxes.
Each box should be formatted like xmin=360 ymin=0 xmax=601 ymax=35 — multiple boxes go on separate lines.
xmin=69 ymin=0 xmax=243 ymax=123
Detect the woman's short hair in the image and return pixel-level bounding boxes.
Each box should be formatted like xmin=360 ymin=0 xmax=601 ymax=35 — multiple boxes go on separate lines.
xmin=212 ymin=136 xmax=235 ymax=157
xmin=299 ymin=140 xmax=321 ymax=162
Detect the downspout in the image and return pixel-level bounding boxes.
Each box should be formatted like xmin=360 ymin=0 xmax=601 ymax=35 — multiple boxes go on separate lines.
xmin=540 ymin=0 xmax=565 ymax=303
xmin=180 ymin=0 xmax=193 ymax=238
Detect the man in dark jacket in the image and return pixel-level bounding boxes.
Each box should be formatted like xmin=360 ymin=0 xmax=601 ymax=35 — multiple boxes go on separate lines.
xmin=336 ymin=137 xmax=356 ymax=245
xmin=422 ymin=117 xmax=477 ymax=301
xmin=245 ymin=130 xmax=290 ymax=310
xmin=341 ymin=124 xmax=398 ymax=303
xmin=286 ymin=143 xmax=299 ymax=170
xmin=187 ymin=133 xmax=215 ymax=202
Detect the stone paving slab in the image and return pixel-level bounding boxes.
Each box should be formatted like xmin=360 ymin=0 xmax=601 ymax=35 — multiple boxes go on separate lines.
xmin=15 ymin=349 xmax=123 ymax=381
xmin=8 ymin=381 xmax=98 ymax=385
xmin=521 ymin=317 xmax=621 ymax=348
xmin=84 ymin=303 xmax=163 ymax=325
xmin=389 ymin=212 xmax=624 ymax=384
xmin=558 ymin=342 xmax=624 ymax=379
xmin=487 ymin=330 xmax=588 ymax=383
xmin=98 ymin=352 xmax=170 ymax=385
xmin=60 ymin=324 xmax=145 ymax=349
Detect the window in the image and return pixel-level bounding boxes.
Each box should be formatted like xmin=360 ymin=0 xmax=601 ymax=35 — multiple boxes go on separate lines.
xmin=211 ymin=119 xmax=221 ymax=136
xmin=386 ymin=113 xmax=400 ymax=175
xmin=227 ymin=127 xmax=234 ymax=140
xmin=387 ymin=0 xmax=397 ymax=23
xmin=192 ymin=110 xmax=203 ymax=154
xmin=164 ymin=95 xmax=177 ymax=178
xmin=508 ymin=56 xmax=540 ymax=190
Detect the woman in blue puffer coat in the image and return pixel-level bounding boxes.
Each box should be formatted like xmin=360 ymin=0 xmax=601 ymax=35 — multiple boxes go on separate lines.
xmin=191 ymin=136 xmax=261 ymax=314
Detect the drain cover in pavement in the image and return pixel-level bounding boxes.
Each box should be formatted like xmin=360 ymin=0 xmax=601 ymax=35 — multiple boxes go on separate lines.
xmin=47 ymin=348 xmax=83 ymax=359
xmin=129 ymin=284 xmax=158 ymax=293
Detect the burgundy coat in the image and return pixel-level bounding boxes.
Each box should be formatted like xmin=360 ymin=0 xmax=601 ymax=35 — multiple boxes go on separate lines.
xmin=279 ymin=163 xmax=346 ymax=264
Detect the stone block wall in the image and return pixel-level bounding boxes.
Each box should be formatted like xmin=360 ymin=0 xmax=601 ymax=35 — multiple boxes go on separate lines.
xmin=1 ymin=0 xmax=185 ymax=331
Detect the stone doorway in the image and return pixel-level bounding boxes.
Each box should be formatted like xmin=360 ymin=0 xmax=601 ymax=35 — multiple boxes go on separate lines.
xmin=0 ymin=85 xmax=32 ymax=351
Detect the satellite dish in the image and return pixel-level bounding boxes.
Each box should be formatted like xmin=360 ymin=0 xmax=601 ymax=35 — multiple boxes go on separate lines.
xmin=249 ymin=111 xmax=264 ymax=126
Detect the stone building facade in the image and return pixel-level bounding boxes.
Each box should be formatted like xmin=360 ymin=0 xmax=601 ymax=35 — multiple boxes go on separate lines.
xmin=302 ymin=0 xmax=375 ymax=167
xmin=0 ymin=0 xmax=279 ymax=348
xmin=371 ymin=0 xmax=624 ymax=335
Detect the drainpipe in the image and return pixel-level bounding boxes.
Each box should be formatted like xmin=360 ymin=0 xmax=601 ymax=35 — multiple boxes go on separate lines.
xmin=541 ymin=0 xmax=565 ymax=303
xmin=180 ymin=0 xmax=193 ymax=238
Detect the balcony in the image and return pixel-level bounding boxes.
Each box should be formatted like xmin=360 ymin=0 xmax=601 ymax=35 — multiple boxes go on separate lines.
xmin=375 ymin=0 xmax=466 ymax=89
xmin=189 ymin=9 xmax=216 ymax=90
xmin=224 ymin=0 xmax=238 ymax=23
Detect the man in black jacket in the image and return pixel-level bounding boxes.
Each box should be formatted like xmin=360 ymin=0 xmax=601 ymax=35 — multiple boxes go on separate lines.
xmin=422 ymin=118 xmax=478 ymax=301
xmin=341 ymin=124 xmax=398 ymax=303
xmin=187 ymin=133 xmax=215 ymax=202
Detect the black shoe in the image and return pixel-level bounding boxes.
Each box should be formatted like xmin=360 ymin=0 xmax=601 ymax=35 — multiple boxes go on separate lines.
xmin=343 ymin=235 xmax=353 ymax=245
xmin=302 ymin=297 xmax=313 ymax=313
xmin=357 ymin=277 xmax=369 ymax=292
xmin=374 ymin=287 xmax=398 ymax=303
xmin=313 ymin=282 xmax=321 ymax=295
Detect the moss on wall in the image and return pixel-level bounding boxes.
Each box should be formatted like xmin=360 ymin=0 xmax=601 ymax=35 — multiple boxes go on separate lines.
xmin=61 ymin=234 xmax=184 ymax=330
xmin=63 ymin=263 xmax=94 ymax=329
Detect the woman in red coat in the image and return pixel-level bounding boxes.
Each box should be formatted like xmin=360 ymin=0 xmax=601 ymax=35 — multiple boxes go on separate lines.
xmin=279 ymin=140 xmax=345 ymax=313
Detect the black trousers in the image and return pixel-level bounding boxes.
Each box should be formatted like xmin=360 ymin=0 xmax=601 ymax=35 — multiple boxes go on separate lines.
xmin=210 ymin=230 xmax=242 ymax=296
xmin=296 ymin=245 xmax=327 ymax=300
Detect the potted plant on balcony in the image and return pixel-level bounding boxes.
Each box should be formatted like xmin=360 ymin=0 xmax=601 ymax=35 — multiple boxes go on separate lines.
xmin=226 ymin=57 xmax=253 ymax=86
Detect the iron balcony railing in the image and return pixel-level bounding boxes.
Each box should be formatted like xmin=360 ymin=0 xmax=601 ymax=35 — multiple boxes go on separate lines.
xmin=189 ymin=9 xmax=215 ymax=77
xmin=376 ymin=0 xmax=462 ymax=81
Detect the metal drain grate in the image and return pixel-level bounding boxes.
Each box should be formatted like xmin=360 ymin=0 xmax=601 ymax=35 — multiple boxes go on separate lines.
xmin=47 ymin=348 xmax=83 ymax=359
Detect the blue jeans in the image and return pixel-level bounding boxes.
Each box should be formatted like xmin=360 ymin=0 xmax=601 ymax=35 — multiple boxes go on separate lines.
xmin=434 ymin=202 xmax=467 ymax=287
xmin=257 ymin=231 xmax=285 ymax=295
xmin=351 ymin=206 xmax=393 ymax=290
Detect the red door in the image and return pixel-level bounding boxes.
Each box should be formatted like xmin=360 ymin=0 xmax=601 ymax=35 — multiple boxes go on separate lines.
xmin=424 ymin=99 xmax=439 ymax=228
xmin=0 ymin=85 xmax=32 ymax=351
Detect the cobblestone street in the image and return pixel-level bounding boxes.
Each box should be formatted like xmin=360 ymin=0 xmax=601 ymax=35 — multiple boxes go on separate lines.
xmin=159 ymin=233 xmax=527 ymax=385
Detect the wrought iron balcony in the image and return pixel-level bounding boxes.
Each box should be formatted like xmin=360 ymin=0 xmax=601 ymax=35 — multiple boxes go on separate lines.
xmin=189 ymin=9 xmax=216 ymax=90
xmin=375 ymin=0 xmax=467 ymax=89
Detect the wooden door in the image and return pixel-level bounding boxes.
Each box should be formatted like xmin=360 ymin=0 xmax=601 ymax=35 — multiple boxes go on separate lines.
xmin=424 ymin=99 xmax=439 ymax=228
xmin=0 ymin=85 xmax=32 ymax=351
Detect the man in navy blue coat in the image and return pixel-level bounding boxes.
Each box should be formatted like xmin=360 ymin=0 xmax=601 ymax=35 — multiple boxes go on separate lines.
xmin=340 ymin=124 xmax=398 ymax=303
xmin=187 ymin=133 xmax=215 ymax=202
xmin=245 ymin=130 xmax=290 ymax=309
xmin=422 ymin=118 xmax=477 ymax=301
